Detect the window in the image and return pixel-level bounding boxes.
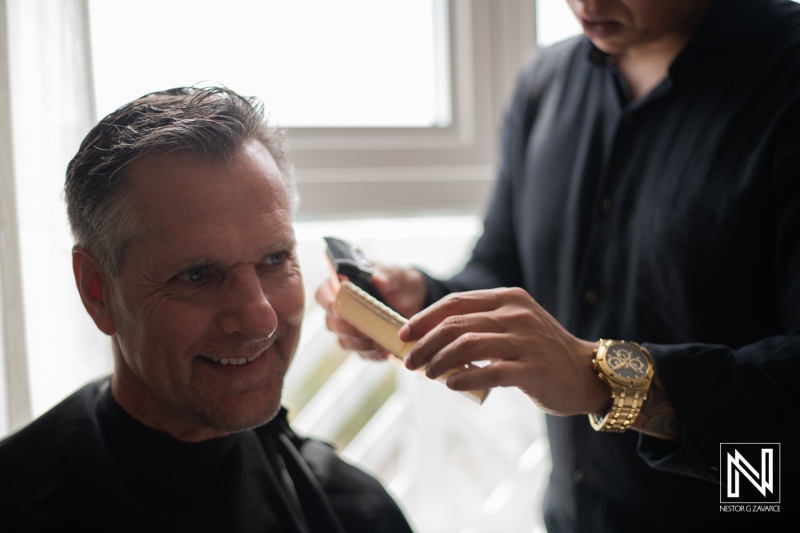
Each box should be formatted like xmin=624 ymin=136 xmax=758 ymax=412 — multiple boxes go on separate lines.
xmin=89 ymin=0 xmax=452 ymax=128
xmin=536 ymin=0 xmax=581 ymax=47
xmin=87 ymin=0 xmax=538 ymax=219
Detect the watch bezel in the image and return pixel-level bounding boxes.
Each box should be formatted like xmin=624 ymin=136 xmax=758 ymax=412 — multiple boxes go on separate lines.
xmin=593 ymin=339 xmax=654 ymax=389
xmin=589 ymin=339 xmax=655 ymax=433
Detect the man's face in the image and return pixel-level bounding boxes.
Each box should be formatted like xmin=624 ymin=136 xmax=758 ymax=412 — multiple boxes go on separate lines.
xmin=566 ymin=0 xmax=709 ymax=56
xmin=104 ymin=140 xmax=304 ymax=441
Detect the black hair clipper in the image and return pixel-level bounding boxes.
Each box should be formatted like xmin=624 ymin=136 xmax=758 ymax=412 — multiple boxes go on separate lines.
xmin=323 ymin=236 xmax=393 ymax=309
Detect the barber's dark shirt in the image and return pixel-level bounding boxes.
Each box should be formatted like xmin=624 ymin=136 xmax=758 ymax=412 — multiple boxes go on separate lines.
xmin=425 ymin=0 xmax=800 ymax=531
xmin=0 ymin=377 xmax=414 ymax=532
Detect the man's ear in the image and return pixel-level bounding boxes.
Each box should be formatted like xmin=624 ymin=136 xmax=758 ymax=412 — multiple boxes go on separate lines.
xmin=72 ymin=246 xmax=117 ymax=336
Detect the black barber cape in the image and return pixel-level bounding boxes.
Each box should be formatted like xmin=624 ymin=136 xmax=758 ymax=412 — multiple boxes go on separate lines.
xmin=0 ymin=377 xmax=414 ymax=532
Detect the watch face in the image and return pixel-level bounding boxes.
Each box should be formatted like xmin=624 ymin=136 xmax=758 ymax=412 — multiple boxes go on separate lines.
xmin=606 ymin=345 xmax=650 ymax=379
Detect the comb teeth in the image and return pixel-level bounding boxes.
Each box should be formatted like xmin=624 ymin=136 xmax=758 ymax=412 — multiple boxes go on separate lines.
xmin=334 ymin=281 xmax=413 ymax=358
xmin=333 ymin=280 xmax=490 ymax=405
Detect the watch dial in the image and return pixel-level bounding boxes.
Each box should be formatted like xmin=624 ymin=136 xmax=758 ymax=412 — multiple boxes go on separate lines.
xmin=607 ymin=345 xmax=649 ymax=379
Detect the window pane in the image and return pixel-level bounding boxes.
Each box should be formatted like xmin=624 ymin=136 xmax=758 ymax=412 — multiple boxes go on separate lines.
xmin=536 ymin=0 xmax=581 ymax=48
xmin=88 ymin=0 xmax=451 ymax=127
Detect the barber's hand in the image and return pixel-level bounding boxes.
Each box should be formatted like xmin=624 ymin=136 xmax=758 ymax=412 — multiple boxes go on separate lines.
xmin=315 ymin=264 xmax=428 ymax=361
xmin=400 ymin=287 xmax=608 ymax=416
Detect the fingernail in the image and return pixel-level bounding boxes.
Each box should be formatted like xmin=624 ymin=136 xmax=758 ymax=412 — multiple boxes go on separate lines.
xmin=398 ymin=324 xmax=410 ymax=341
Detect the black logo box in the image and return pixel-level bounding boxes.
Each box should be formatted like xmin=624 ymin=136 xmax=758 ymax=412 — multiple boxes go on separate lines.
xmin=720 ymin=443 xmax=781 ymax=504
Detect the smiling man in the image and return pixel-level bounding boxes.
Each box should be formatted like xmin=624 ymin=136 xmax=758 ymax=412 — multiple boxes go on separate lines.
xmin=0 ymin=87 xmax=413 ymax=533
xmin=90 ymin=139 xmax=301 ymax=442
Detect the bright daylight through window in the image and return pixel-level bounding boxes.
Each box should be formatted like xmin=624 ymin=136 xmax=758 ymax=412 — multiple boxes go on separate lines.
xmin=88 ymin=0 xmax=451 ymax=128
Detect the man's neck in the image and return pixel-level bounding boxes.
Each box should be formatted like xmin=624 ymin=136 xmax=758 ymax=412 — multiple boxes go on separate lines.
xmin=615 ymin=33 xmax=689 ymax=101
xmin=614 ymin=0 xmax=714 ymax=101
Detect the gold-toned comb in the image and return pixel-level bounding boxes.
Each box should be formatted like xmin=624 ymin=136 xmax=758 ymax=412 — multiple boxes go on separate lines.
xmin=332 ymin=279 xmax=490 ymax=405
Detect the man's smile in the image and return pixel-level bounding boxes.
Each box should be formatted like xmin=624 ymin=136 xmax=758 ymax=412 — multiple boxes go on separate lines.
xmin=200 ymin=351 xmax=264 ymax=366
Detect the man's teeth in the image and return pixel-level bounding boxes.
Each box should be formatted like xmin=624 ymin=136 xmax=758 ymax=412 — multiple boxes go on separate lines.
xmin=207 ymin=353 xmax=261 ymax=365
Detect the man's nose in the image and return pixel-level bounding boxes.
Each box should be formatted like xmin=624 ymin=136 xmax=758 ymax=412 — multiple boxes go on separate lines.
xmin=217 ymin=270 xmax=279 ymax=340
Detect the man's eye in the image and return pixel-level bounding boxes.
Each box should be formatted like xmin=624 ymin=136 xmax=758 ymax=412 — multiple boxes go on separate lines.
xmin=175 ymin=267 xmax=210 ymax=283
xmin=265 ymin=252 xmax=287 ymax=266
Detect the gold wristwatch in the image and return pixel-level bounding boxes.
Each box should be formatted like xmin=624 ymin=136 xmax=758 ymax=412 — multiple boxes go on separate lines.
xmin=589 ymin=339 xmax=654 ymax=433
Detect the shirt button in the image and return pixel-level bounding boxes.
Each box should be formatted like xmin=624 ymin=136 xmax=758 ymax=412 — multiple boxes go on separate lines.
xmin=601 ymin=196 xmax=613 ymax=213
xmin=572 ymin=469 xmax=587 ymax=484
xmin=584 ymin=289 xmax=598 ymax=304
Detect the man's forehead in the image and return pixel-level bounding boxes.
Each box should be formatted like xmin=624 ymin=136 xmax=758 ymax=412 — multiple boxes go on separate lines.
xmin=120 ymin=141 xmax=294 ymax=267
xmin=130 ymin=206 xmax=296 ymax=277
xmin=126 ymin=143 xmax=288 ymax=221
xmin=129 ymin=141 xmax=278 ymax=186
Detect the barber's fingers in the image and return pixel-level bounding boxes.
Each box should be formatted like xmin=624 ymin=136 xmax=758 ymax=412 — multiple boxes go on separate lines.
xmin=314 ymin=277 xmax=339 ymax=313
xmin=421 ymin=329 xmax=515 ymax=380
xmin=440 ymin=359 xmax=528 ymax=392
xmin=399 ymin=287 xmax=605 ymax=415
xmin=323 ymin=303 xmax=391 ymax=361
xmin=371 ymin=265 xmax=427 ymax=318
xmin=399 ymin=288 xmax=513 ymax=342
xmin=408 ymin=316 xmax=540 ymax=384
xmin=404 ymin=314 xmax=497 ymax=373
xmin=325 ymin=312 xmax=365 ymax=338
xmin=403 ymin=288 xmax=534 ymax=370
xmin=316 ymin=277 xmax=391 ymax=361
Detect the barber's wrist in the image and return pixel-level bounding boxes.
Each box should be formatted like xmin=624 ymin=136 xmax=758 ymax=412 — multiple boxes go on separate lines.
xmin=580 ymin=339 xmax=611 ymax=416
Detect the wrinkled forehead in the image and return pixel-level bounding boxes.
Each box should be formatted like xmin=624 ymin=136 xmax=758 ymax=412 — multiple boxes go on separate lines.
xmin=124 ymin=141 xmax=290 ymax=234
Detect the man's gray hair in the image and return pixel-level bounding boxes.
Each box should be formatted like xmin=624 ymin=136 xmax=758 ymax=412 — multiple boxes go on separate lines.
xmin=64 ymin=86 xmax=298 ymax=276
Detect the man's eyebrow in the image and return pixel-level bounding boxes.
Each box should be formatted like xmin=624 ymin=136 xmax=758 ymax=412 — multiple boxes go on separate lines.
xmin=162 ymin=257 xmax=220 ymax=276
xmin=259 ymin=236 xmax=298 ymax=256
xmin=158 ymin=235 xmax=298 ymax=275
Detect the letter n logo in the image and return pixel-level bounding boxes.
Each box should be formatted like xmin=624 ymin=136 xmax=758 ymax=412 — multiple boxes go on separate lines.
xmin=720 ymin=443 xmax=780 ymax=504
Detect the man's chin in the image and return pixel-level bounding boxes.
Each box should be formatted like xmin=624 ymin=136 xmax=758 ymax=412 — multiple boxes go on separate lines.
xmin=187 ymin=352 xmax=290 ymax=434
xmin=191 ymin=387 xmax=284 ymax=435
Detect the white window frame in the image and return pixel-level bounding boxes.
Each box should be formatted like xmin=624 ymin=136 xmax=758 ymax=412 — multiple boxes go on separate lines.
xmin=290 ymin=0 xmax=538 ymax=218
xmin=0 ymin=0 xmax=32 ymax=434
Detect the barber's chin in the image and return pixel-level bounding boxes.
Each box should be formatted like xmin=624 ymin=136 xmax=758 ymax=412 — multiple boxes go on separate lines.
xmin=587 ymin=38 xmax=625 ymax=57
xmin=580 ymin=23 xmax=629 ymax=55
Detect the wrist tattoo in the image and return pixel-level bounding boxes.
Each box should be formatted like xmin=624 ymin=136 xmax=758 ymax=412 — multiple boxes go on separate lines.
xmin=637 ymin=376 xmax=682 ymax=441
